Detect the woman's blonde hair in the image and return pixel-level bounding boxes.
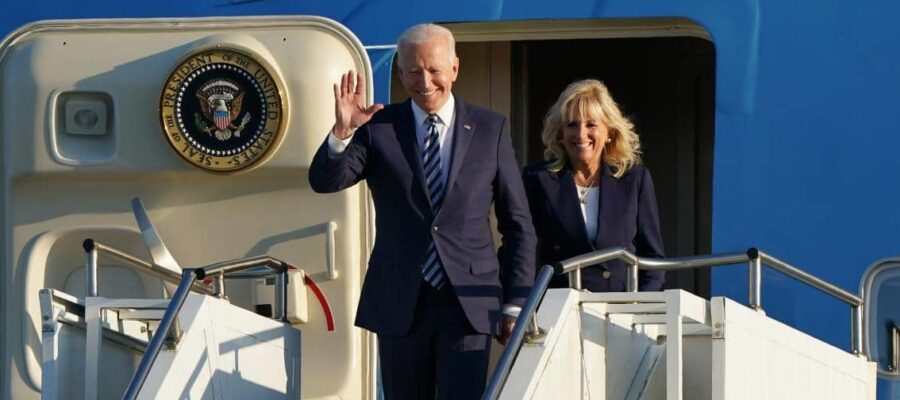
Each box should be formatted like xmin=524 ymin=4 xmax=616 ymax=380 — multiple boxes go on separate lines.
xmin=541 ymin=79 xmax=642 ymax=178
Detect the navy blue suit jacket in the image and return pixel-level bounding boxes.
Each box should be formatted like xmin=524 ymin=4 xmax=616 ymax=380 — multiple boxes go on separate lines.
xmin=522 ymin=162 xmax=665 ymax=291
xmin=309 ymin=98 xmax=536 ymax=336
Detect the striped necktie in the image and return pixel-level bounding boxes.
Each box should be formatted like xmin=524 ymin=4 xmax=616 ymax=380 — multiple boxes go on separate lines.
xmin=421 ymin=115 xmax=446 ymax=288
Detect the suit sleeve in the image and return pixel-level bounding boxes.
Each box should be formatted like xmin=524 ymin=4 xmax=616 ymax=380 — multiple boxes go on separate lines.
xmin=493 ymin=118 xmax=537 ymax=306
xmin=521 ymin=168 xmax=545 ymax=270
xmin=308 ymin=126 xmax=370 ymax=193
xmin=635 ymin=166 xmax=666 ymax=291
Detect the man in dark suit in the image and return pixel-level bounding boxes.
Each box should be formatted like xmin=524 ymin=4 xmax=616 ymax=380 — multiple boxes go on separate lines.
xmin=309 ymin=23 xmax=536 ymax=399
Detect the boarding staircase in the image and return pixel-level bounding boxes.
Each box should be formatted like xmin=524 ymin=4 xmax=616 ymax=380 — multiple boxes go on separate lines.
xmin=38 ymin=199 xmax=306 ymax=399
xmin=36 ymin=199 xmax=878 ymax=399
xmin=485 ymin=249 xmax=877 ymax=400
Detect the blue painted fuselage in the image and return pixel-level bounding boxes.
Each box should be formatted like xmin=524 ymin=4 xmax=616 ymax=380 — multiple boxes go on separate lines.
xmin=4 ymin=1 xmax=899 ymax=397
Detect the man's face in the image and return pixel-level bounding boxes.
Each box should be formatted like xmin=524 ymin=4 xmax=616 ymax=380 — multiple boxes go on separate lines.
xmin=397 ymin=36 xmax=459 ymax=114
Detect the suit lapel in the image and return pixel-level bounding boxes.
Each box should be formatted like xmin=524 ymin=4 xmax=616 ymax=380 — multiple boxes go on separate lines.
xmin=394 ymin=100 xmax=430 ymax=206
xmin=444 ymin=99 xmax=474 ymax=200
xmin=543 ymin=167 xmax=592 ymax=249
xmin=595 ymin=164 xmax=620 ymax=249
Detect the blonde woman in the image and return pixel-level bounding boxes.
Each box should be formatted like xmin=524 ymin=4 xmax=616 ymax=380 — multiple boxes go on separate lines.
xmin=523 ymin=79 xmax=665 ymax=291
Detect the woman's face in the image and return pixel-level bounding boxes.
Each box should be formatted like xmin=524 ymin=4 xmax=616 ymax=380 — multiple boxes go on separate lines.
xmin=561 ymin=117 xmax=609 ymax=169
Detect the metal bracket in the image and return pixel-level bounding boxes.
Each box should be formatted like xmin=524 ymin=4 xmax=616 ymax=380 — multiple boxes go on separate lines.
xmin=39 ymin=289 xmax=63 ymax=333
xmin=711 ymin=298 xmax=726 ymax=339
xmin=524 ymin=327 xmax=547 ymax=345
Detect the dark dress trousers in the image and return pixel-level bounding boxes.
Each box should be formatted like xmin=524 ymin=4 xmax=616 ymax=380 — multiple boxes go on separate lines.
xmin=523 ymin=161 xmax=665 ymax=291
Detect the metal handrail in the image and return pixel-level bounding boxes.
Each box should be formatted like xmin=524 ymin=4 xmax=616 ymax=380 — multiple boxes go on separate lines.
xmin=483 ymin=247 xmax=865 ymax=400
xmin=40 ymin=288 xmax=150 ymax=353
xmin=122 ymin=270 xmax=197 ymax=400
xmin=82 ymin=239 xmax=215 ymax=296
xmin=122 ymin=256 xmax=291 ymax=400
xmin=554 ymin=247 xmax=864 ymax=351
xmin=483 ymin=265 xmax=554 ymax=400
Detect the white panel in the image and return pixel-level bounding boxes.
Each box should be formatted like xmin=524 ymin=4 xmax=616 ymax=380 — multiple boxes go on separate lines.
xmin=682 ymin=336 xmax=712 ymax=399
xmin=599 ymin=311 xmax=657 ymax=399
xmin=497 ymin=289 xmax=874 ymax=400
xmin=710 ymin=297 xmax=876 ymax=400
xmin=500 ymin=289 xmax=581 ymax=400
xmin=141 ymin=294 xmax=300 ymax=399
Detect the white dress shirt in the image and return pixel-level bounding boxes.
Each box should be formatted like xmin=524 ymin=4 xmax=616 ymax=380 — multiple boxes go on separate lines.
xmin=577 ymin=185 xmax=600 ymax=243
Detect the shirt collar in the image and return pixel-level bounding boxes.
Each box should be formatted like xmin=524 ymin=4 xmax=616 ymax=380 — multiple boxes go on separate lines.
xmin=411 ymin=94 xmax=455 ymax=128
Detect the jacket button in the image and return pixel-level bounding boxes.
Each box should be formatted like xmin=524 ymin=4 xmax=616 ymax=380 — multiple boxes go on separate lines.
xmin=552 ymin=244 xmax=560 ymax=250
xmin=602 ymin=271 xmax=612 ymax=279
xmin=432 ymin=226 xmax=438 ymax=232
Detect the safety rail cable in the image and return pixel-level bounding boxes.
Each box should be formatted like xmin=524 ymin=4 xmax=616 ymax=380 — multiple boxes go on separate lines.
xmin=483 ymin=247 xmax=865 ymax=400
xmin=122 ymin=256 xmax=290 ymax=400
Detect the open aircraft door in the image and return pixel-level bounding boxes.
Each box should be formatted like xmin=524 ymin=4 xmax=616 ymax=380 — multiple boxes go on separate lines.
xmin=0 ymin=16 xmax=375 ymax=399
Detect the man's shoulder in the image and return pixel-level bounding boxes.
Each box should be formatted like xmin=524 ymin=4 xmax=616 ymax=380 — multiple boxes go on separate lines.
xmin=367 ymin=102 xmax=408 ymax=125
xmin=458 ymin=100 xmax=505 ymax=122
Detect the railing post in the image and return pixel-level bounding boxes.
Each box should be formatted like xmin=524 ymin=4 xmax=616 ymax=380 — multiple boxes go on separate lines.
xmin=84 ymin=239 xmax=99 ymax=297
xmin=747 ymin=248 xmax=761 ymax=310
xmin=850 ymin=304 xmax=863 ymax=355
xmin=527 ymin=314 xmax=541 ymax=339
xmin=626 ymin=262 xmax=638 ymax=292
xmin=568 ymin=268 xmax=582 ymax=290
xmin=123 ymin=269 xmax=198 ymax=400
xmin=213 ymin=272 xmax=226 ymax=299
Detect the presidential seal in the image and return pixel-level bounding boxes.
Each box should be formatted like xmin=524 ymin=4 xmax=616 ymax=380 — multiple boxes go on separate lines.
xmin=160 ymin=48 xmax=286 ymax=172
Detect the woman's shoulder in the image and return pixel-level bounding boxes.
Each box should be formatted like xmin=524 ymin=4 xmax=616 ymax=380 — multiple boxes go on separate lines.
xmin=625 ymin=163 xmax=649 ymax=176
xmin=613 ymin=163 xmax=656 ymax=191
xmin=522 ymin=161 xmax=560 ymax=185
xmin=614 ymin=162 xmax=651 ymax=180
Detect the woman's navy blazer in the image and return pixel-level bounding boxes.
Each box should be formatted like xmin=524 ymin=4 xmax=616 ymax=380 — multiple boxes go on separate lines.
xmin=522 ymin=161 xmax=665 ymax=291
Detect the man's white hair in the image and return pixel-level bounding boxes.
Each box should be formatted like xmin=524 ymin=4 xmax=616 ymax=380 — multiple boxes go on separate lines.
xmin=396 ymin=23 xmax=457 ymax=62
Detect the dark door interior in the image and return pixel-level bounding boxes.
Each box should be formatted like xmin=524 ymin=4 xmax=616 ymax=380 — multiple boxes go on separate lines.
xmin=513 ymin=37 xmax=716 ymax=297
xmin=390 ymin=35 xmax=716 ymax=297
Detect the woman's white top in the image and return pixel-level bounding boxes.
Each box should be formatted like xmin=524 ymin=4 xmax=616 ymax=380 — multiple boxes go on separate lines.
xmin=576 ymin=185 xmax=600 ymax=242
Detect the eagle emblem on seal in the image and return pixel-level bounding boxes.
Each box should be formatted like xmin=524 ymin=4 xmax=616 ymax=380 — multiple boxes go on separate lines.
xmin=194 ymin=79 xmax=252 ymax=141
xmin=160 ymin=48 xmax=286 ymax=173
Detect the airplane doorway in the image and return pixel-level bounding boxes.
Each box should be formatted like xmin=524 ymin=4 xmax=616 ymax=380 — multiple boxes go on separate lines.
xmin=391 ymin=20 xmax=715 ymax=297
